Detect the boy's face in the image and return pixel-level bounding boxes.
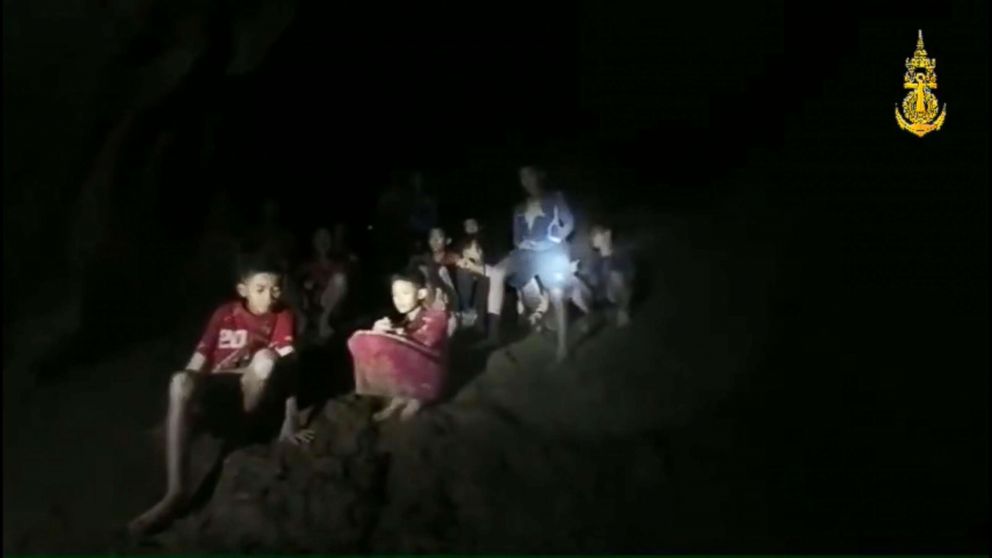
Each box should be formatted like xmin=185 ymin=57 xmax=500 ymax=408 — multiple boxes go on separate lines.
xmin=519 ymin=167 xmax=542 ymax=196
xmin=428 ymin=228 xmax=447 ymax=252
xmin=462 ymin=241 xmax=482 ymax=262
xmin=591 ymin=228 xmax=610 ymax=251
xmin=463 ymin=219 xmax=480 ymax=235
xmin=313 ymin=228 xmax=332 ymax=254
xmin=391 ymin=279 xmax=426 ymax=315
xmin=237 ymin=272 xmax=282 ymax=315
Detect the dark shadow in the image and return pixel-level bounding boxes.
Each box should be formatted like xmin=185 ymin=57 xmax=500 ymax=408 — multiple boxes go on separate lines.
xmin=186 ymin=445 xmax=227 ymax=512
xmin=629 ymin=250 xmax=654 ymax=311
xmin=442 ymin=290 xmax=534 ymax=400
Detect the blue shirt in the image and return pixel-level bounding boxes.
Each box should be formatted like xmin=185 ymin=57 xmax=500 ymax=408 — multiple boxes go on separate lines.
xmin=512 ymin=191 xmax=575 ymax=251
xmin=586 ymin=248 xmax=635 ymax=300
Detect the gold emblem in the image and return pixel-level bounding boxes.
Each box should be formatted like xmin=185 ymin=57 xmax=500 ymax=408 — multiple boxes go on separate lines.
xmin=895 ymin=30 xmax=947 ymax=137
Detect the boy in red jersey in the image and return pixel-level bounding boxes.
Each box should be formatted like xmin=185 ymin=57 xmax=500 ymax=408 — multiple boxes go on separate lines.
xmin=128 ymin=256 xmax=301 ymax=536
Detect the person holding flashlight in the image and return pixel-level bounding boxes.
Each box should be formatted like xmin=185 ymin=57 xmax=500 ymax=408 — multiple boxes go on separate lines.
xmin=483 ymin=165 xmax=576 ymax=363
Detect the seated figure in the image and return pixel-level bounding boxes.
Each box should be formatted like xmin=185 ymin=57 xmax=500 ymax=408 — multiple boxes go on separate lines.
xmin=348 ymin=266 xmax=449 ymax=422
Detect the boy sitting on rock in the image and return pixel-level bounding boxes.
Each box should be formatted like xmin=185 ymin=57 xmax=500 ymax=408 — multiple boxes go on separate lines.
xmin=587 ymin=223 xmax=634 ymax=327
xmin=128 ymin=255 xmax=304 ymax=536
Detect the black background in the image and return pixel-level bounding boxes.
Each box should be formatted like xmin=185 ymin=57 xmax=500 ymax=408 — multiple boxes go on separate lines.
xmin=3 ymin=0 xmax=988 ymax=551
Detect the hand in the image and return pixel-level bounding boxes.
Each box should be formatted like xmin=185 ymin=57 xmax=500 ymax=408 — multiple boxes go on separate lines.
xmin=280 ymin=427 xmax=315 ymax=446
xmin=519 ymin=240 xmax=537 ymax=250
xmin=459 ymin=259 xmax=483 ymax=274
xmin=372 ymin=318 xmax=393 ymax=332
xmin=303 ymin=279 xmax=315 ymax=290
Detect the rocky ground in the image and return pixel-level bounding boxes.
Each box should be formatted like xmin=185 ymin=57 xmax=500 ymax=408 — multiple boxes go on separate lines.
xmin=3 ymin=212 xmax=782 ymax=553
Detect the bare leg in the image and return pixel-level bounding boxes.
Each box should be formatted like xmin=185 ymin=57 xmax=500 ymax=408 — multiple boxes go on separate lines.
xmin=280 ymin=396 xmax=317 ymax=445
xmin=519 ymin=278 xmax=545 ymax=325
xmin=570 ymin=279 xmax=592 ymax=316
xmin=240 ymin=349 xmax=277 ymax=413
xmin=569 ymin=279 xmax=595 ymax=337
xmin=317 ymin=273 xmax=348 ymax=339
xmin=607 ymin=271 xmax=632 ymax=327
xmin=485 ymin=258 xmax=508 ymax=316
xmin=476 ymin=258 xmax=508 ymax=345
xmin=549 ymin=287 xmax=568 ymax=363
xmin=399 ymin=398 xmax=422 ymax=421
xmin=279 ymin=395 xmax=300 ymax=441
xmin=128 ymin=371 xmax=196 ymax=536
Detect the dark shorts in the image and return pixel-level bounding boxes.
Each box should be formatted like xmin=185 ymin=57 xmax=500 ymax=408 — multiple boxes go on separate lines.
xmin=505 ymin=245 xmax=572 ymax=290
xmin=188 ymin=373 xmax=251 ymax=441
xmin=187 ymin=364 xmax=296 ymax=444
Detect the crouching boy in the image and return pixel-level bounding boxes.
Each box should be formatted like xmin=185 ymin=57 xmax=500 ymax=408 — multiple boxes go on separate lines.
xmin=588 ymin=223 xmax=634 ymax=327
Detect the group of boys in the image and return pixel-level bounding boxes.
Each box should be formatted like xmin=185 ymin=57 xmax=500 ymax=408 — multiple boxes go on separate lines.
xmin=128 ymin=168 xmax=635 ymax=538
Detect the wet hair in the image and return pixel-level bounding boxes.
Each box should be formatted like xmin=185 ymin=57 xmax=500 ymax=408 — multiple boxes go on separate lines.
xmin=390 ymin=265 xmax=428 ymax=290
xmin=236 ymin=253 xmax=284 ymax=283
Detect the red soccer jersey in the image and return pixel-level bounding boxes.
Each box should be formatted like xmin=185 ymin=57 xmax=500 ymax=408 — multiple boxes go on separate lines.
xmin=193 ymin=301 xmax=295 ymax=372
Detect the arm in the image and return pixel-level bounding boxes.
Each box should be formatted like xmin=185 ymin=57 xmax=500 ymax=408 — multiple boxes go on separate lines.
xmin=529 ymin=193 xmax=575 ymax=250
xmin=407 ymin=310 xmax=448 ymax=352
xmin=372 ymin=316 xmax=401 ymax=334
xmin=189 ymin=306 xmax=225 ymax=372
xmin=550 ymin=191 xmax=575 ymax=241
xmin=269 ymin=310 xmax=296 ymax=357
xmin=512 ymin=208 xmax=524 ymax=248
xmin=440 ymin=251 xmax=461 ymax=266
xmin=457 ymin=258 xmax=486 ymax=275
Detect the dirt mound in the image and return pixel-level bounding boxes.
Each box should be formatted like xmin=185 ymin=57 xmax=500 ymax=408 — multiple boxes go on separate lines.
xmin=158 ymin=397 xmax=386 ymax=553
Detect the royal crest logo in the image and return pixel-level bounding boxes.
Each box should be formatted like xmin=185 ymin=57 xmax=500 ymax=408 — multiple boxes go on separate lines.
xmin=895 ymin=30 xmax=947 ymax=137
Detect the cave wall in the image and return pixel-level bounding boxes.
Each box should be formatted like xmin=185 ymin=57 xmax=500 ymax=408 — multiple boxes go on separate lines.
xmin=3 ymin=0 xmax=298 ymax=350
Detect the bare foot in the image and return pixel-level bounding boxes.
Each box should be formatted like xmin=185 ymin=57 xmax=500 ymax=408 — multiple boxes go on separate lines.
xmin=399 ymin=399 xmax=422 ymax=421
xmin=127 ymin=492 xmax=186 ymax=538
xmin=372 ymin=399 xmax=403 ymax=422
xmin=281 ymin=427 xmax=316 ymax=446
